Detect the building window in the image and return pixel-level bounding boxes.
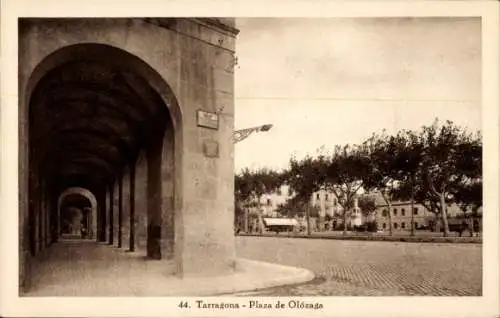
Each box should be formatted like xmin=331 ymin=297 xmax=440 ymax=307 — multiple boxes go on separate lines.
xmin=325 ymin=194 xmax=328 ymax=200
xmin=382 ymin=223 xmax=386 ymax=229
xmin=382 ymin=209 xmax=388 ymax=217
xmin=413 ymin=207 xmax=418 ymax=215
xmin=401 ymin=208 xmax=405 ymax=216
xmin=267 ymin=198 xmax=271 ymax=205
xmin=394 ymin=223 xmax=398 ymax=229
xmin=401 ymin=222 xmax=406 ymax=229
xmin=414 ymin=221 xmax=418 ymax=228
xmin=333 ymin=198 xmax=337 ymax=205
xmin=316 ymin=193 xmax=320 ymax=200
xmin=393 ymin=208 xmax=397 ymax=216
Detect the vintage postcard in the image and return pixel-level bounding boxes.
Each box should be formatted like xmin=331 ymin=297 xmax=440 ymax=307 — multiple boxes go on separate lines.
xmin=1 ymin=0 xmax=499 ymax=317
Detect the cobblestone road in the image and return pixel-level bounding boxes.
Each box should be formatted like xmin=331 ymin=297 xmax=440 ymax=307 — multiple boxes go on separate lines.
xmin=235 ymin=236 xmax=482 ymax=296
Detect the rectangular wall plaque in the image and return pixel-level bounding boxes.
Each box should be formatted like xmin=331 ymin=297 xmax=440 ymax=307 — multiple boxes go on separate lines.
xmin=197 ymin=110 xmax=219 ymax=130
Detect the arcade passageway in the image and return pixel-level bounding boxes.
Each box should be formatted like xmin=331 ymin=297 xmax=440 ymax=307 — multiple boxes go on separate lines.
xmin=24 ymin=43 xmax=177 ymax=291
xmin=18 ymin=18 xmax=240 ymax=294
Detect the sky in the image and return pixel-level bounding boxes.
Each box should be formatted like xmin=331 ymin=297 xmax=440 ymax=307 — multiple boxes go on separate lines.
xmin=233 ymin=17 xmax=482 ymax=173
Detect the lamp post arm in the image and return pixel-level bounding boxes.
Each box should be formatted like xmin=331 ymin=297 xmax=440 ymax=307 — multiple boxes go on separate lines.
xmin=233 ymin=124 xmax=273 ymax=144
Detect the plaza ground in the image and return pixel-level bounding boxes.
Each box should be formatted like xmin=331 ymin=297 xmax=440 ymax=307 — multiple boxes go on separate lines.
xmin=22 ymin=239 xmax=313 ymax=296
xmin=22 ymin=236 xmax=481 ymax=296
xmin=235 ymin=236 xmax=482 ymax=296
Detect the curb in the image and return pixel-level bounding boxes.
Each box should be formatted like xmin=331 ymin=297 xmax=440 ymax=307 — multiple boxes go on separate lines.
xmin=237 ymin=233 xmax=482 ymax=244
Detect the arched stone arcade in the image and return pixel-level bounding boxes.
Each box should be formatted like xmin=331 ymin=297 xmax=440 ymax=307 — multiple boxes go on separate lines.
xmin=19 ymin=18 xmax=239 ymax=293
xmin=57 ymin=187 xmax=98 ymax=239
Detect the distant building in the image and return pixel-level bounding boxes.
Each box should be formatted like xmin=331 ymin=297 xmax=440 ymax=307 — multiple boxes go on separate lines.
xmin=372 ymin=194 xmax=482 ymax=232
xmin=310 ymin=188 xmax=362 ymax=230
xmin=243 ymin=184 xmax=295 ymax=218
xmin=242 ymin=185 xmax=481 ymax=233
xmin=373 ymin=199 xmax=434 ymax=231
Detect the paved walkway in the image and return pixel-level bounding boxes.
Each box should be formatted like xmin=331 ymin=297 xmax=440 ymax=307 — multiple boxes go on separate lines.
xmin=24 ymin=239 xmax=313 ymax=296
xmin=235 ymin=236 xmax=482 ymax=296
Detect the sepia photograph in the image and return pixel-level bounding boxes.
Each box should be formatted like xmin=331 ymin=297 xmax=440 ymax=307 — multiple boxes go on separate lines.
xmin=1 ymin=1 xmax=499 ymax=317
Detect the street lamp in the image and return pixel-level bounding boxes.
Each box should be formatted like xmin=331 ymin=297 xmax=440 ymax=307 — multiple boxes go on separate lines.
xmin=233 ymin=124 xmax=273 ymax=144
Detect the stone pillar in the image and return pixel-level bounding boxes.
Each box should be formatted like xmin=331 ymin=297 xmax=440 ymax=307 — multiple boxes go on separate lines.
xmin=92 ymin=202 xmax=97 ymax=240
xmin=34 ymin=197 xmax=40 ymax=254
xmin=122 ymin=168 xmax=131 ymax=250
xmin=45 ymin=198 xmax=51 ymax=246
xmin=173 ymin=32 xmax=237 ymax=276
xmin=146 ymin=138 xmax=162 ymax=259
xmin=56 ymin=194 xmax=61 ymax=238
xmin=135 ymin=151 xmax=148 ymax=254
xmin=118 ymin=173 xmax=123 ymax=248
xmin=129 ymin=163 xmax=136 ymax=251
xmin=113 ymin=181 xmax=120 ymax=246
xmin=108 ymin=184 xmax=114 ymax=245
xmin=98 ymin=190 xmax=107 ymax=242
xmin=160 ymin=129 xmax=175 ymax=259
xmin=39 ymin=193 xmax=45 ymax=250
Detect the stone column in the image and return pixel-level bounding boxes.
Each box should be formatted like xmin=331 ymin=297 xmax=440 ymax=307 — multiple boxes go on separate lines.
xmin=146 ymin=138 xmax=162 ymax=260
xmin=160 ymin=129 xmax=175 ymax=259
xmin=113 ymin=181 xmax=120 ymax=246
xmin=108 ymin=184 xmax=114 ymax=245
xmin=45 ymin=194 xmax=50 ymax=246
xmin=56 ymin=194 xmax=61 ymax=239
xmin=92 ymin=202 xmax=97 ymax=240
xmin=173 ymin=35 xmax=237 ymax=276
xmin=135 ymin=151 xmax=148 ymax=254
xmin=118 ymin=173 xmax=123 ymax=248
xmin=39 ymin=192 xmax=45 ymax=251
xmin=129 ymin=163 xmax=136 ymax=252
xmin=34 ymin=194 xmax=40 ymax=254
xmin=122 ymin=168 xmax=131 ymax=250
xmin=97 ymin=190 xmax=107 ymax=242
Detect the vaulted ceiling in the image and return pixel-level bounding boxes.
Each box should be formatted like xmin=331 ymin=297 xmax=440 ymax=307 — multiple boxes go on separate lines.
xmin=30 ymin=60 xmax=169 ymax=193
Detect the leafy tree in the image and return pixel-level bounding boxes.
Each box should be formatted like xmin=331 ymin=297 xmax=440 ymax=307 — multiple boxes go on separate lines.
xmin=234 ymin=168 xmax=254 ymax=232
xmin=417 ymin=120 xmax=482 ymax=236
xmin=323 ymin=144 xmax=370 ymax=235
xmin=246 ymin=167 xmax=283 ymax=233
xmin=360 ymin=131 xmax=399 ymax=235
xmin=454 ymin=181 xmax=482 ymax=214
xmin=387 ymin=129 xmax=425 ymax=236
xmin=453 ymin=180 xmax=482 ymax=235
xmin=357 ymin=195 xmax=377 ymax=219
xmin=276 ymin=196 xmax=307 ymax=218
xmin=284 ymin=155 xmax=325 ymax=235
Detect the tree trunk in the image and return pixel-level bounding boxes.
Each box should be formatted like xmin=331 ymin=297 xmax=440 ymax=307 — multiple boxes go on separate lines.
xmin=439 ymin=194 xmax=450 ymax=237
xmin=257 ymin=205 xmax=264 ymax=234
xmin=469 ymin=215 xmax=474 ymax=237
xmin=410 ymin=197 xmax=415 ymax=237
xmin=306 ymin=204 xmax=311 ymax=236
xmin=343 ymin=209 xmax=348 ymax=236
xmin=410 ymin=176 xmax=415 ymax=236
xmin=387 ymin=202 xmax=393 ymax=236
xmin=244 ymin=207 xmax=249 ymax=233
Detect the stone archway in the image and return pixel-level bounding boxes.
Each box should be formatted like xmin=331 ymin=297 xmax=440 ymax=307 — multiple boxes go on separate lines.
xmin=19 ymin=19 xmax=238 ymax=293
xmin=23 ymin=42 xmax=182 ymax=277
xmin=57 ymin=187 xmax=98 ymax=239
